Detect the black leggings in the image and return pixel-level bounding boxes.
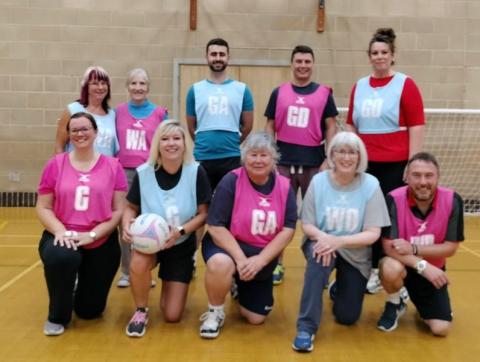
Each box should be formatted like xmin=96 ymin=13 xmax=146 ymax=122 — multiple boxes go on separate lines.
xmin=367 ymin=160 xmax=407 ymax=268
xmin=38 ymin=230 xmax=120 ymax=325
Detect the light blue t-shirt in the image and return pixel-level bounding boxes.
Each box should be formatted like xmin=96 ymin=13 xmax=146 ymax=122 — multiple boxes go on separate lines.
xmin=186 ymin=79 xmax=254 ymax=160
xmin=302 ymin=170 xmax=389 ymax=278
xmin=312 ymin=171 xmax=379 ymax=236
xmin=66 ymin=102 xmax=119 ymax=156
xmin=124 ymin=99 xmax=168 ymax=120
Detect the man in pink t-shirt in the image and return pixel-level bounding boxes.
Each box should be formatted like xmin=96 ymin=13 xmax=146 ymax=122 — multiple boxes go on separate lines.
xmin=377 ymin=152 xmax=464 ymax=336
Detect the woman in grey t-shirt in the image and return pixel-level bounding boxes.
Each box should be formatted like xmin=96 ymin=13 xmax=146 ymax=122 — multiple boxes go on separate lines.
xmin=292 ymin=132 xmax=390 ymax=353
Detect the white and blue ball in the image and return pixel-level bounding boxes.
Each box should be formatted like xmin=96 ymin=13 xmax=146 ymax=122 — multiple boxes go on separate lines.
xmin=130 ymin=213 xmax=169 ymax=254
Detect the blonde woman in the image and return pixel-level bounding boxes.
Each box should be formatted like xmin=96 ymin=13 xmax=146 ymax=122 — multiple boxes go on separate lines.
xmin=122 ymin=120 xmax=211 ymax=337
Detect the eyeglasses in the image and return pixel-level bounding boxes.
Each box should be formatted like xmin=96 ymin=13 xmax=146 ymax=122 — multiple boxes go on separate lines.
xmin=70 ymin=126 xmax=93 ymax=135
xmin=334 ymin=149 xmax=359 ymax=158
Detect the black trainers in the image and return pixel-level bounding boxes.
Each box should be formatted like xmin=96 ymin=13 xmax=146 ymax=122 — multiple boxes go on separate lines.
xmin=126 ymin=308 xmax=149 ymax=337
xmin=230 ymin=279 xmax=239 ymax=301
xmin=272 ymin=263 xmax=285 ymax=285
xmin=377 ymin=300 xmax=407 ymax=332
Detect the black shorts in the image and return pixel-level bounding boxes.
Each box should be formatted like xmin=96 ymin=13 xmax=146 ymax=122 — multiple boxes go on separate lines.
xmin=200 ymin=156 xmax=241 ymax=191
xmin=156 ymin=234 xmax=196 ymax=283
xmin=202 ymin=234 xmax=277 ymax=316
xmin=404 ymin=267 xmax=453 ymax=321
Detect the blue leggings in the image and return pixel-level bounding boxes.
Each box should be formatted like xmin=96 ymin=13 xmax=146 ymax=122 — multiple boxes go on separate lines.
xmin=38 ymin=230 xmax=120 ymax=325
xmin=296 ymin=240 xmax=368 ymax=334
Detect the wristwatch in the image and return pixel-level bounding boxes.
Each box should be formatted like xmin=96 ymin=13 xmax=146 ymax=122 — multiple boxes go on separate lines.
xmin=176 ymin=225 xmax=186 ymax=236
xmin=416 ymin=260 xmax=427 ymax=275
xmin=89 ymin=231 xmax=97 ymax=241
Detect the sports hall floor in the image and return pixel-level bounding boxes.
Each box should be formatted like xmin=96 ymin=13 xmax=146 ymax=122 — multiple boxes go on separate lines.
xmin=0 ymin=208 xmax=479 ymax=362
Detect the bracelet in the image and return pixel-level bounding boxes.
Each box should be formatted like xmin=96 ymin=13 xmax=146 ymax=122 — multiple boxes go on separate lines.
xmin=412 ymin=244 xmax=418 ymax=256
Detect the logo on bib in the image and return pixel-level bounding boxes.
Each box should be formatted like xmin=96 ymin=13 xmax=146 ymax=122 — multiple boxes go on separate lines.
xmin=78 ymin=173 xmax=90 ymax=183
xmin=418 ymin=221 xmax=428 ymax=233
xmin=295 ymin=96 xmax=306 ymax=105
xmin=133 ymin=119 xmax=144 ymax=128
xmin=258 ymin=197 xmax=271 ymax=207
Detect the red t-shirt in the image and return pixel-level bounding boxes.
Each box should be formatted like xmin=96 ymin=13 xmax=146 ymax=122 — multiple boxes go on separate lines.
xmin=346 ymin=75 xmax=425 ymax=162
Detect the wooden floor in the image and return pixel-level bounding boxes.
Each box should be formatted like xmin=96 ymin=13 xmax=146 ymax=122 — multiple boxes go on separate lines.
xmin=1 ymin=208 xmax=479 ymax=362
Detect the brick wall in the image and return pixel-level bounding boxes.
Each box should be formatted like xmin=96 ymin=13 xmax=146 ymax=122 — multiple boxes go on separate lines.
xmin=0 ymin=0 xmax=477 ymax=191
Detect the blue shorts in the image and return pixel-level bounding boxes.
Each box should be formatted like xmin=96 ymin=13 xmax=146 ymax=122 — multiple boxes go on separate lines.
xmin=202 ymin=233 xmax=277 ymax=315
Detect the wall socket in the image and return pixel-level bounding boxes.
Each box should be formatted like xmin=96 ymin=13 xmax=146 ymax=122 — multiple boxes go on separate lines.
xmin=8 ymin=172 xmax=21 ymax=182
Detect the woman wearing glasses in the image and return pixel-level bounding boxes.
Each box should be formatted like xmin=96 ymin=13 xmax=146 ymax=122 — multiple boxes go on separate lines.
xmin=292 ymin=132 xmax=390 ymax=353
xmin=346 ymin=28 xmax=425 ymax=293
xmin=54 ymin=66 xmax=119 ymax=156
xmin=37 ymin=112 xmax=127 ymax=336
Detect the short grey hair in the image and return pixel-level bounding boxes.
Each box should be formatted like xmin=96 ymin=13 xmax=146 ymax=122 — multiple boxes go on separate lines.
xmin=240 ymin=132 xmax=280 ymax=165
xmin=327 ymin=131 xmax=368 ymax=173
xmin=125 ymin=67 xmax=150 ymax=90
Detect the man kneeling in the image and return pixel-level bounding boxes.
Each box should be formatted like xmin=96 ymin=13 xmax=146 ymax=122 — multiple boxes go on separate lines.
xmin=377 ymin=152 xmax=464 ymax=336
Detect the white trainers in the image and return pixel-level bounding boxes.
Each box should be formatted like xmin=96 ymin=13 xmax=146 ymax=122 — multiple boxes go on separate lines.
xmin=117 ymin=273 xmax=130 ymax=288
xmin=366 ymin=268 xmax=383 ymax=294
xmin=191 ymin=249 xmax=198 ymax=279
xmin=399 ymin=286 xmax=410 ymax=303
xmin=199 ymin=308 xmax=225 ymax=339
xmin=43 ymin=320 xmax=64 ymax=336
xmin=118 ymin=273 xmax=156 ymax=288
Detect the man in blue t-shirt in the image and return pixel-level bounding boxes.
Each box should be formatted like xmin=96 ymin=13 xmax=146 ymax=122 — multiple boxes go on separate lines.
xmin=186 ymin=38 xmax=254 ymax=191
